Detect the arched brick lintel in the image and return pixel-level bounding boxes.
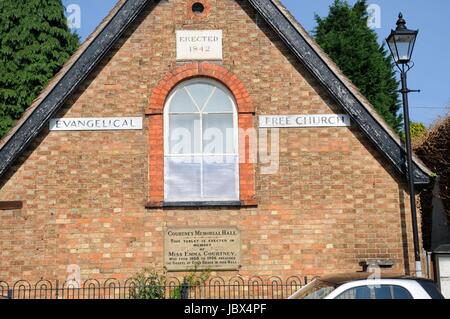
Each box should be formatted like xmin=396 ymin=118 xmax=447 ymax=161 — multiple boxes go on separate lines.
xmin=146 ymin=62 xmax=257 ymax=208
xmin=146 ymin=62 xmax=255 ymax=115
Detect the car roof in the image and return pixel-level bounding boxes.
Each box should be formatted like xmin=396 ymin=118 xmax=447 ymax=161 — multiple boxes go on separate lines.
xmin=316 ymin=272 xmax=431 ymax=285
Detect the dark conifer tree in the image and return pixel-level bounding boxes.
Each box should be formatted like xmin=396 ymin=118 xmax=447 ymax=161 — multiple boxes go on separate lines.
xmin=315 ymin=0 xmax=402 ymax=132
xmin=0 ymin=0 xmax=79 ymax=137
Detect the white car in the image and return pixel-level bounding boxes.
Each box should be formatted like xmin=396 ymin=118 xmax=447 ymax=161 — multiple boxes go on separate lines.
xmin=289 ymin=273 xmax=445 ymax=299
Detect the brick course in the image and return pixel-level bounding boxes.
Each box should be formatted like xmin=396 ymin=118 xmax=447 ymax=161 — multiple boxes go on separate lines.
xmin=0 ymin=0 xmax=422 ymax=283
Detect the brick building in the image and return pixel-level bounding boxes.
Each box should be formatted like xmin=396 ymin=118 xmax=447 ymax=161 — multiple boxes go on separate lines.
xmin=0 ymin=0 xmax=432 ymax=283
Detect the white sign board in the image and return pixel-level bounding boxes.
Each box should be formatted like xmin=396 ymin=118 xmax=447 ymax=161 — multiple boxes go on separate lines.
xmin=49 ymin=117 xmax=143 ymax=131
xmin=176 ymin=30 xmax=223 ymax=61
xmin=259 ymin=114 xmax=351 ymax=128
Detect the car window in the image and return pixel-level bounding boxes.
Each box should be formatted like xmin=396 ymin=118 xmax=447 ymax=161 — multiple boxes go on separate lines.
xmin=374 ymin=285 xmax=393 ymax=299
xmin=296 ymin=281 xmax=336 ymax=299
xmin=291 ymin=280 xmax=336 ymax=299
xmin=303 ymin=286 xmax=336 ymax=299
xmin=336 ymin=285 xmax=413 ymax=299
xmin=335 ymin=286 xmax=371 ymax=299
xmin=392 ymin=286 xmax=414 ymax=299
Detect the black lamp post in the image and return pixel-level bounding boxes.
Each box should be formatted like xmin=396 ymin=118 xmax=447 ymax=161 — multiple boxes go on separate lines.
xmin=386 ymin=13 xmax=422 ymax=277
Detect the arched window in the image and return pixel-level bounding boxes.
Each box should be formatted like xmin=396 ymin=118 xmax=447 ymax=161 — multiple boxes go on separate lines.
xmin=164 ymin=78 xmax=239 ymax=202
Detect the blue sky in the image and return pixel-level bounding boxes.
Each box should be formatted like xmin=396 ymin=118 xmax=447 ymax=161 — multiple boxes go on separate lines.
xmin=62 ymin=0 xmax=450 ymax=126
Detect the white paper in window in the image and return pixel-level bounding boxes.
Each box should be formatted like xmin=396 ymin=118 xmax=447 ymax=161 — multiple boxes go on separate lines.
xmin=203 ymin=114 xmax=234 ymax=154
xmin=165 ymin=156 xmax=201 ymax=201
xmin=203 ymin=155 xmax=238 ymax=200
xmin=169 ymin=114 xmax=200 ymax=154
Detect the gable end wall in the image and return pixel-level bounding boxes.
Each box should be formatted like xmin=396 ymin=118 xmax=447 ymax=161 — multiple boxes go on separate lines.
xmin=0 ymin=0 xmax=421 ymax=282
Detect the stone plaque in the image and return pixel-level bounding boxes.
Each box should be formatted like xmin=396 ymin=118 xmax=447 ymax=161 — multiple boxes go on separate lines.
xmin=176 ymin=30 xmax=223 ymax=61
xmin=164 ymin=227 xmax=240 ymax=271
xmin=259 ymin=114 xmax=351 ymax=128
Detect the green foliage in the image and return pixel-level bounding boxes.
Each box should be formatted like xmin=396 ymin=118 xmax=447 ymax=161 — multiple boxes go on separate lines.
xmin=0 ymin=0 xmax=79 ymax=138
xmin=399 ymin=121 xmax=428 ymax=144
xmin=128 ymin=268 xmax=211 ymax=300
xmin=314 ymin=0 xmax=402 ymax=133
xmin=129 ymin=268 xmax=167 ymax=300
xmin=410 ymin=121 xmax=428 ymax=141
xmin=169 ymin=269 xmax=211 ymax=299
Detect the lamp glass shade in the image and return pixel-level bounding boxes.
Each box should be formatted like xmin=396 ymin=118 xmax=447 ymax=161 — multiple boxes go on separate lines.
xmin=387 ymin=31 xmax=417 ymax=64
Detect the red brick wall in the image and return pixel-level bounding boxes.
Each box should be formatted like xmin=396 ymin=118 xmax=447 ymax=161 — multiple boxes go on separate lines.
xmin=0 ymin=0 xmax=422 ymax=283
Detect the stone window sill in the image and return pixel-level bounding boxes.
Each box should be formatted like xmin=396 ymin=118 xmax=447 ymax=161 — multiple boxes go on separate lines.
xmin=145 ymin=200 xmax=257 ymax=209
xmin=0 ymin=201 xmax=23 ymax=210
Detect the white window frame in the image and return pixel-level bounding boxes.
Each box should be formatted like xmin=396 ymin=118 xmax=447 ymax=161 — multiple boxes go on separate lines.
xmin=163 ymin=78 xmax=240 ymax=203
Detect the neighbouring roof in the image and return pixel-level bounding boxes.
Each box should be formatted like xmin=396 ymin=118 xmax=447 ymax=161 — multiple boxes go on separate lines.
xmin=0 ymin=0 xmax=432 ymax=184
xmin=434 ymin=244 xmax=450 ymax=253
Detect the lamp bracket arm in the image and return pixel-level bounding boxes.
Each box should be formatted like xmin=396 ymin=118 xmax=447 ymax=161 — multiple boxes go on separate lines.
xmin=398 ymin=88 xmax=421 ymax=94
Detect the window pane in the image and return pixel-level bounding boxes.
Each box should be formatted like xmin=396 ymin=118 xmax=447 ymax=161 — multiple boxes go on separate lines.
xmin=291 ymin=280 xmax=336 ymax=299
xmin=392 ymin=286 xmax=413 ymax=299
xmin=203 ymin=155 xmax=238 ymax=200
xmin=165 ymin=156 xmax=201 ymax=201
xmin=203 ymin=114 xmax=234 ymax=154
xmin=185 ymin=83 xmax=214 ymax=110
xmin=373 ymin=285 xmax=393 ymax=299
xmin=204 ymin=88 xmax=234 ymax=113
xmin=169 ymin=88 xmax=198 ymax=113
xmin=439 ymin=256 xmax=450 ymax=276
xmin=336 ymin=286 xmax=372 ymax=299
xmin=169 ymin=114 xmax=200 ymax=154
xmin=394 ymin=34 xmax=415 ymax=61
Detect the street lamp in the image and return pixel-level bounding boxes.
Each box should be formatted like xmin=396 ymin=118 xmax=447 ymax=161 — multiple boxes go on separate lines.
xmin=387 ymin=14 xmax=418 ymax=65
xmin=386 ymin=13 xmax=422 ymax=277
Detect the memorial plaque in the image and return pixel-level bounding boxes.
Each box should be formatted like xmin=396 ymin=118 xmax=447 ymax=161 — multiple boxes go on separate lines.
xmin=164 ymin=227 xmax=241 ymax=271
